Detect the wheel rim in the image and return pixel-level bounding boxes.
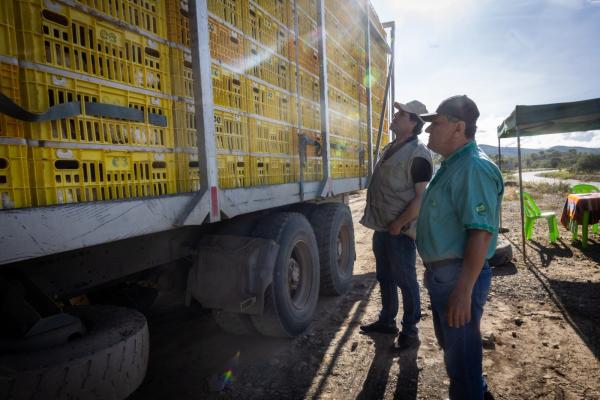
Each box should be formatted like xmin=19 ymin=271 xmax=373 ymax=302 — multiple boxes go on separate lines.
xmin=336 ymin=223 xmax=352 ymax=275
xmin=286 ymin=240 xmax=313 ymax=310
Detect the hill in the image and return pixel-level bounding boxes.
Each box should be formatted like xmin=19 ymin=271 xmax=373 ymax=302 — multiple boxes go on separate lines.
xmin=478 ymin=144 xmax=600 ymax=157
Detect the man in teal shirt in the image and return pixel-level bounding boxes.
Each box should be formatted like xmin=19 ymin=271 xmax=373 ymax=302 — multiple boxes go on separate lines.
xmin=418 ymin=95 xmax=504 ymax=400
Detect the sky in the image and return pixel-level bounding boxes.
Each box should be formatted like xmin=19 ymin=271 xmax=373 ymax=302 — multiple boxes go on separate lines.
xmin=368 ymin=0 xmax=600 ymax=149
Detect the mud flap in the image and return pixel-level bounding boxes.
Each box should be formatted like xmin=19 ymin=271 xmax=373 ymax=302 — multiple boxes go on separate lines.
xmin=187 ymin=235 xmax=279 ymax=315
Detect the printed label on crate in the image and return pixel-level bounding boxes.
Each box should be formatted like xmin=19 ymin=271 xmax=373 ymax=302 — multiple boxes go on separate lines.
xmin=56 ymin=149 xmax=74 ymax=159
xmin=51 ymin=76 xmax=67 ymax=86
xmin=107 ymin=156 xmax=130 ymax=171
xmin=97 ymin=26 xmax=123 ymax=47
xmin=154 ymin=153 xmax=165 ymax=161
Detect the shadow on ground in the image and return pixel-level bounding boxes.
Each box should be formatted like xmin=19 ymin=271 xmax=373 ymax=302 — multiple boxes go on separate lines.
xmin=130 ymin=272 xmax=378 ymax=399
xmin=547 ymin=279 xmax=600 ymax=362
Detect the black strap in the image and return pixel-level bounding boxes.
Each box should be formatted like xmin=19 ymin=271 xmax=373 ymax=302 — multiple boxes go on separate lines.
xmin=0 ymin=91 xmax=81 ymax=122
xmin=0 ymin=91 xmax=168 ymax=127
xmin=85 ymin=102 xmax=144 ymax=122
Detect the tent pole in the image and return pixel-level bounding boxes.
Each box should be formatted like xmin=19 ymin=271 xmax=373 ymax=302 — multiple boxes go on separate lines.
xmin=517 ymin=128 xmax=526 ymax=258
xmin=498 ymin=137 xmax=503 ymax=231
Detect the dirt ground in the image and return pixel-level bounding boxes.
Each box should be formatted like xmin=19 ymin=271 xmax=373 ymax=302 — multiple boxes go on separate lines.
xmin=130 ymin=188 xmax=600 ymax=399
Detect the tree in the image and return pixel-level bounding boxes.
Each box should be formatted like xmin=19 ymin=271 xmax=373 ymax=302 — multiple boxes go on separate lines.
xmin=575 ymin=154 xmax=600 ymax=172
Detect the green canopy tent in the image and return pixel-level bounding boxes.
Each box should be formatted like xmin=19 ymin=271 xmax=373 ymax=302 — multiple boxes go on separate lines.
xmin=497 ymin=98 xmax=600 ymax=256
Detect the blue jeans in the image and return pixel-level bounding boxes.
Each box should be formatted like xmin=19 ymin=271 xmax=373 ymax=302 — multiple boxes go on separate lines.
xmin=372 ymin=231 xmax=420 ymax=336
xmin=424 ymin=260 xmax=492 ymax=400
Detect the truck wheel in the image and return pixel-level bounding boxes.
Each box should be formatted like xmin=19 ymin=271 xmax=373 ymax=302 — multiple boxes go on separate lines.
xmin=251 ymin=213 xmax=320 ymax=337
xmin=212 ymin=310 xmax=257 ymax=336
xmin=310 ymin=203 xmax=355 ymax=296
xmin=0 ymin=306 xmax=148 ymax=400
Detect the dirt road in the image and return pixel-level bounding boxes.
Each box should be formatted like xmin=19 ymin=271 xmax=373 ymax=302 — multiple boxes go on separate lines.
xmin=131 ymin=189 xmax=600 ymax=399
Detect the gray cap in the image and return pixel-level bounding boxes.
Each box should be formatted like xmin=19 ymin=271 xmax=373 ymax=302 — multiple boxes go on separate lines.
xmin=393 ymin=100 xmax=428 ymax=122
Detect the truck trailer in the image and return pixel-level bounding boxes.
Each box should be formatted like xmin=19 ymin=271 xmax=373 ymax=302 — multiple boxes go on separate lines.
xmin=0 ymin=0 xmax=394 ymax=397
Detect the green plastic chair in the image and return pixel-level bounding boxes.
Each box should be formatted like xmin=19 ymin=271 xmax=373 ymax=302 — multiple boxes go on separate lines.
xmin=571 ymin=183 xmax=599 ymax=194
xmin=570 ymin=183 xmax=599 ymax=235
xmin=520 ymin=191 xmax=559 ymax=243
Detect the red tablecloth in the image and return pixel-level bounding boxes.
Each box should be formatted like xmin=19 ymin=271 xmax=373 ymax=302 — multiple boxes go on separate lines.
xmin=560 ymin=193 xmax=600 ymax=228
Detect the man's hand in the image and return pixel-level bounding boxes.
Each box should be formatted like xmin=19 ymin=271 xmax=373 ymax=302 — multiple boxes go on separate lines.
xmin=446 ymin=284 xmax=472 ymax=328
xmin=387 ymin=219 xmax=407 ymax=236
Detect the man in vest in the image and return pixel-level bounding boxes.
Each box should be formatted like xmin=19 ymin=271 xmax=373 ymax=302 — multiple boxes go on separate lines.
xmin=417 ymin=95 xmax=503 ymax=399
xmin=359 ymin=100 xmax=433 ymax=352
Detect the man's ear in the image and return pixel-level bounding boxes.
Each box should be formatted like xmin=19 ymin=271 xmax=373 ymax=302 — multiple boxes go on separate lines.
xmin=455 ymin=120 xmax=466 ymax=137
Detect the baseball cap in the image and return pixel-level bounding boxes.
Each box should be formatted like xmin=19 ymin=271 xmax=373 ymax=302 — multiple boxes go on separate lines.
xmin=420 ymin=95 xmax=480 ymax=129
xmin=393 ymin=100 xmax=428 ymax=122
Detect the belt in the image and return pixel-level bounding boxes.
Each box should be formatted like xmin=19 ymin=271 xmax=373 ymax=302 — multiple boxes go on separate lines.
xmin=424 ymin=258 xmax=463 ymax=270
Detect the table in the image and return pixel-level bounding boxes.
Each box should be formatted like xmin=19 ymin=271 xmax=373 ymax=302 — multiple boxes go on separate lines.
xmin=560 ymin=192 xmax=600 ymax=249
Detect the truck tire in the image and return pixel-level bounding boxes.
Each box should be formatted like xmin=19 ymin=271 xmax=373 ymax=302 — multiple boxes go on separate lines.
xmin=212 ymin=310 xmax=257 ymax=336
xmin=310 ymin=203 xmax=356 ymax=296
xmin=251 ymin=212 xmax=320 ymax=337
xmin=0 ymin=306 xmax=148 ymax=400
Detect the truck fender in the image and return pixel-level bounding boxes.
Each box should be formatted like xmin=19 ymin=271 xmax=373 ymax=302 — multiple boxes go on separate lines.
xmin=186 ymin=235 xmax=279 ymax=315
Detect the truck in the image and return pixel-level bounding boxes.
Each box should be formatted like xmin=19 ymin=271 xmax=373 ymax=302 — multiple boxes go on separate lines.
xmin=0 ymin=0 xmax=394 ymax=398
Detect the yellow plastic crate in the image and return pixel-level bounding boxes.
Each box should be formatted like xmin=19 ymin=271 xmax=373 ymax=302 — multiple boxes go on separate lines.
xmin=20 ymin=68 xmax=173 ymax=148
xmin=330 ymin=112 xmax=359 ymax=139
xmin=173 ymin=101 xmax=196 ymax=148
xmin=246 ymin=80 xmax=292 ymax=122
xmin=170 ymin=48 xmax=194 ymax=100
xmin=331 ymin=158 xmax=359 ymax=178
xmin=297 ymin=0 xmax=317 ymax=20
xmin=29 ymin=146 xmax=176 ymax=206
xmin=74 ymin=0 xmax=167 ymax=38
xmin=211 ymin=64 xmax=245 ymax=110
xmin=295 ymin=155 xmax=322 ymax=182
xmin=215 ymin=109 xmax=247 ymax=152
xmin=297 ymin=13 xmax=317 ymax=45
xmin=209 ymin=17 xmax=244 ymax=68
xmin=244 ymin=4 xmax=284 ymax=57
xmin=217 ymin=154 xmax=249 ymax=188
xmin=209 ymin=0 xmax=243 ymax=30
xmin=0 ymin=0 xmax=17 ymax=57
xmin=250 ymin=155 xmax=294 ymax=186
xmin=256 ymin=0 xmax=290 ymax=27
xmin=245 ymin=42 xmax=290 ymax=90
xmin=298 ymin=99 xmax=320 ymax=131
xmin=167 ymin=0 xmax=191 ymax=47
xmin=296 ymin=40 xmax=319 ymax=76
xmin=0 ymin=63 xmax=24 ymax=138
xmin=248 ymin=118 xmax=292 ymax=155
xmin=0 ymin=140 xmax=31 ymax=209
xmin=15 ymin=1 xmax=171 ymax=94
xmin=298 ymin=70 xmax=319 ymax=102
xmin=175 ymin=150 xmax=200 ymax=193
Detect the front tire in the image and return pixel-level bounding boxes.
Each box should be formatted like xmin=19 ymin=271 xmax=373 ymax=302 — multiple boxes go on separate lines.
xmin=0 ymin=306 xmax=148 ymax=400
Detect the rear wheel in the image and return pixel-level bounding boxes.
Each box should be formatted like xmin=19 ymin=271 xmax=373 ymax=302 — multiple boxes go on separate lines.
xmin=310 ymin=203 xmax=355 ymax=296
xmin=250 ymin=212 xmax=320 ymax=337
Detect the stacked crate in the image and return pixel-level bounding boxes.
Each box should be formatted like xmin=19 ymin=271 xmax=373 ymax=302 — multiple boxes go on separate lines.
xmin=323 ymin=0 xmax=363 ymax=178
xmin=0 ymin=2 xmax=30 ymax=210
xmin=2 ymin=0 xmax=178 ymax=207
xmin=370 ymin=25 xmax=391 ymax=152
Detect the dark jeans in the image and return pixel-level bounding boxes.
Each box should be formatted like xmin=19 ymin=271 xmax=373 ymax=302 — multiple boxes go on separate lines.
xmin=372 ymin=231 xmax=420 ymax=336
xmin=424 ymin=259 xmax=492 ymax=400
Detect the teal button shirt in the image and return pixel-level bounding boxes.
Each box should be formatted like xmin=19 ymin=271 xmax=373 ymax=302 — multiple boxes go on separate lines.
xmin=416 ymin=141 xmax=504 ymax=263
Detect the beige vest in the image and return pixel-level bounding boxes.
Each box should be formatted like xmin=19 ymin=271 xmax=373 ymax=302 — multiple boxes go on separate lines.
xmin=360 ymin=138 xmax=432 ymax=239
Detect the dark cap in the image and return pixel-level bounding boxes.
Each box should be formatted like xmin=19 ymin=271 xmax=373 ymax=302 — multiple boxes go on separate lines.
xmin=420 ymin=95 xmax=480 ymax=128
